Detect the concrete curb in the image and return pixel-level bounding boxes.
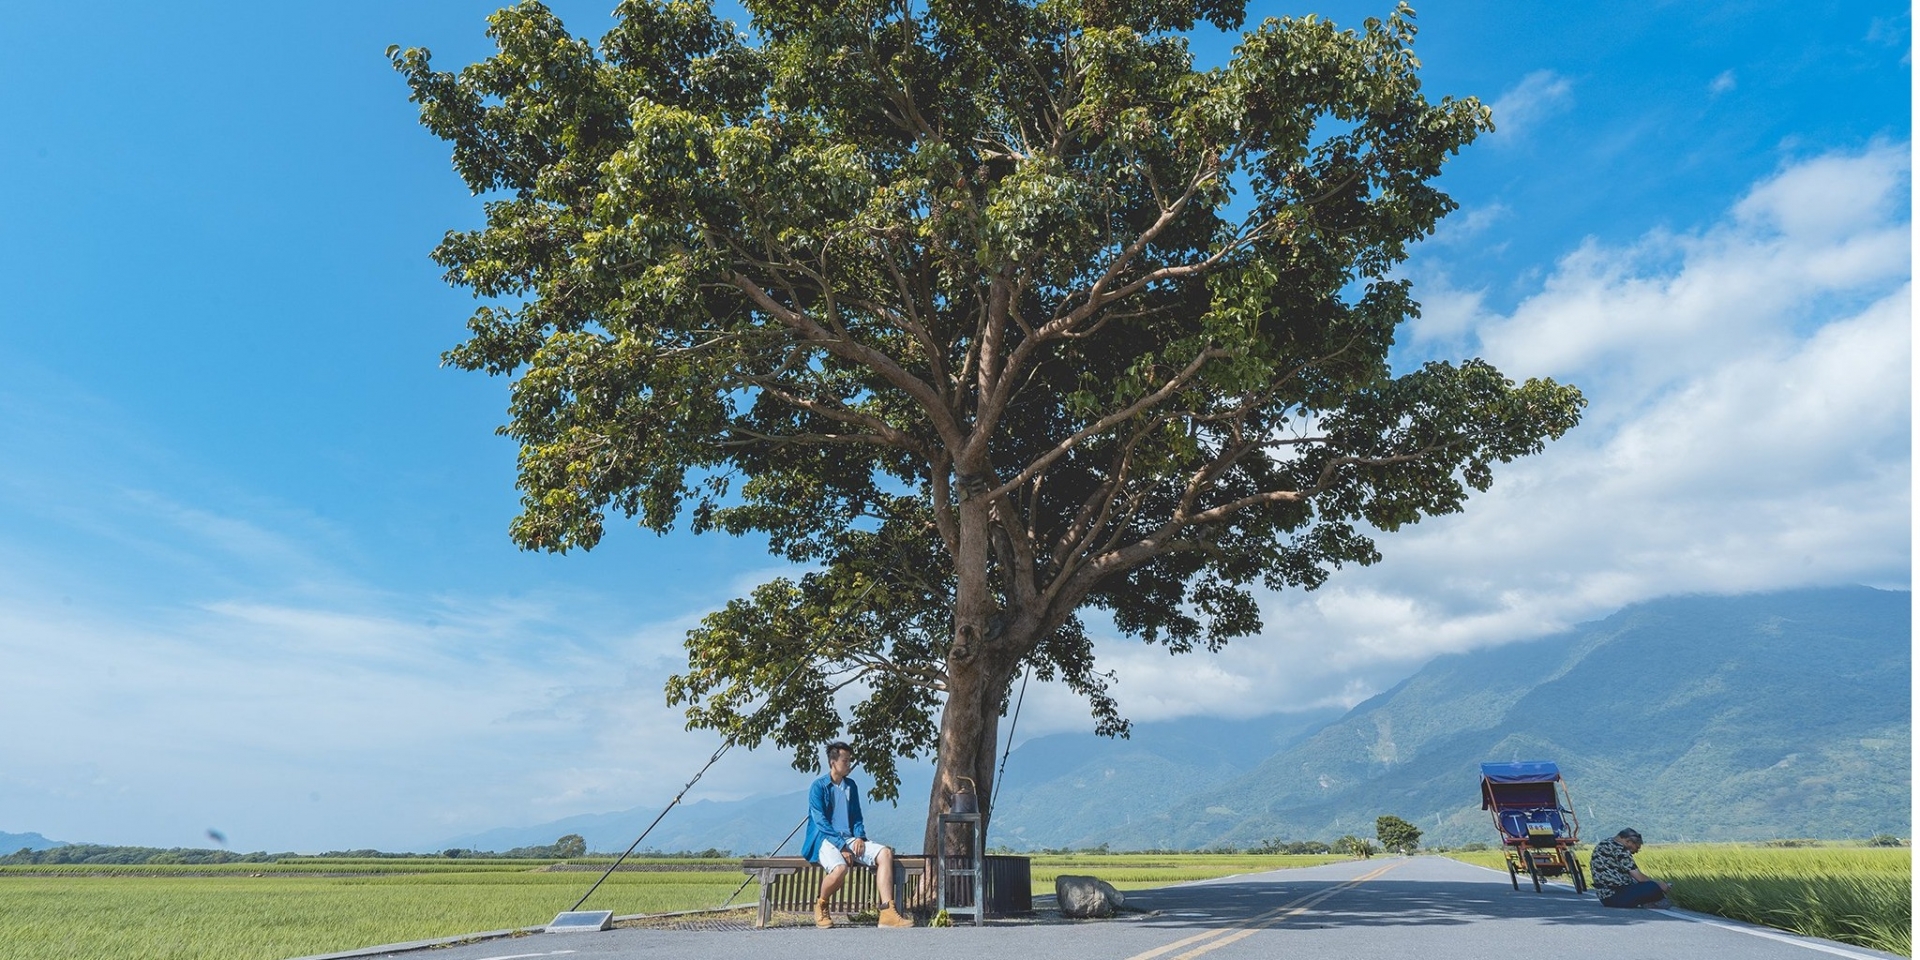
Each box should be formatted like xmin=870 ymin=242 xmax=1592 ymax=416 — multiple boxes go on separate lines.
xmin=1443 ymin=857 xmax=1902 ymax=960
xmin=282 ymin=906 xmax=750 ymax=960
xmin=283 ymin=925 xmax=543 ymax=960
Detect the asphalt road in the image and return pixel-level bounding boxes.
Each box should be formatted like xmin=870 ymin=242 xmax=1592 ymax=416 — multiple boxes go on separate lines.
xmin=313 ymin=856 xmax=1903 ymax=960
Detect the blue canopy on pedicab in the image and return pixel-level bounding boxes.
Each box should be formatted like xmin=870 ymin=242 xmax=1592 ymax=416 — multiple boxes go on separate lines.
xmin=1479 ymin=760 xmax=1561 ymax=783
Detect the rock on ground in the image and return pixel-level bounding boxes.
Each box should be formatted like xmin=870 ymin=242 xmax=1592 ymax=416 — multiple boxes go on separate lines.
xmin=1054 ymin=875 xmax=1125 ymax=919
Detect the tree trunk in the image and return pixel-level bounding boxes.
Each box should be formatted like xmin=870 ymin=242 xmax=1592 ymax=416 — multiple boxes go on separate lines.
xmin=923 ymin=449 xmax=1088 ymax=861
xmin=923 ymin=490 xmax=1015 ymax=856
xmin=923 ymin=657 xmax=1002 ymax=857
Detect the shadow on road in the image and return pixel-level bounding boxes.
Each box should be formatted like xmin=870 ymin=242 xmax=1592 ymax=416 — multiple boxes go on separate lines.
xmin=1125 ymin=879 xmax=1664 ymax=931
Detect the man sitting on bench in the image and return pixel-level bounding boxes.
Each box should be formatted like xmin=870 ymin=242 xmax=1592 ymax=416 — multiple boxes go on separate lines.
xmin=804 ymin=740 xmax=911 ymax=928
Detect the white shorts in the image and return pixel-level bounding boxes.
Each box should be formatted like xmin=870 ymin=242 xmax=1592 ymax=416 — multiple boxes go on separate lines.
xmin=817 ymin=840 xmax=888 ymax=872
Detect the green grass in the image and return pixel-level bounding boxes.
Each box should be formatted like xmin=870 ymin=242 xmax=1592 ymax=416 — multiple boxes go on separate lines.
xmin=11 ymin=848 xmax=1902 ymax=960
xmin=0 ymin=866 xmax=747 ymax=960
xmin=1028 ymin=853 xmax=1346 ymax=890
xmin=1444 ymin=844 xmax=1911 ymax=956
xmin=0 ymin=852 xmax=1337 ymax=959
xmin=0 ymin=856 xmax=740 ymax=876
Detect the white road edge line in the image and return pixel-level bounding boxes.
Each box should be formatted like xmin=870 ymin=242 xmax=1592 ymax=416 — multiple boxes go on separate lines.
xmin=1664 ymin=911 xmax=1895 ymax=960
xmin=471 ymin=952 xmax=577 ymax=960
xmin=1459 ymin=862 xmax=1510 ymax=875
xmin=1164 ymin=872 xmax=1251 ymax=887
xmin=1455 ymin=858 xmax=1893 ymax=959
xmin=1166 ymin=858 xmax=1406 ymax=888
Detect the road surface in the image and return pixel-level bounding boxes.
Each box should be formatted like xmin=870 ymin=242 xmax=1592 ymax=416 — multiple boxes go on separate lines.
xmin=301 ymin=856 xmax=1903 ymax=960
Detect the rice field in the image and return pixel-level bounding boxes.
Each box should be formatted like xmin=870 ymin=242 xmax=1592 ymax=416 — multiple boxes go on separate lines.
xmin=0 ymin=853 xmax=1325 ymax=960
xmin=1444 ymin=844 xmax=1912 ymax=956
xmin=1 ymin=848 xmax=1906 ymax=959
xmin=1028 ymin=852 xmax=1345 ymax=890
xmin=0 ymin=861 xmax=746 ymax=960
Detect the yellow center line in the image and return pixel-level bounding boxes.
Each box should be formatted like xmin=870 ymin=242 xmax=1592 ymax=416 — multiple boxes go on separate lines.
xmin=1120 ymin=861 xmax=1403 ymax=960
xmin=1122 ymin=884 xmax=1356 ymax=960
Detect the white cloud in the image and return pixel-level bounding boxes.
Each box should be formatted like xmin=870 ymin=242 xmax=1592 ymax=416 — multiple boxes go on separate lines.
xmin=0 ymin=363 xmax=808 ymax=849
xmin=1066 ymin=144 xmax=1911 ymax=729
xmin=1489 ymin=70 xmax=1574 ymax=141
xmin=1865 ymin=15 xmax=1908 ymax=48
xmin=1428 ymin=203 xmax=1510 ymax=246
xmin=1402 ymin=276 xmax=1487 ymax=350
xmin=1473 ymin=143 xmax=1909 ymax=407
xmin=0 ymin=586 xmax=784 ymax=851
xmin=1709 ymin=70 xmax=1737 ymax=96
xmin=1733 ymin=146 xmax=1909 ymax=239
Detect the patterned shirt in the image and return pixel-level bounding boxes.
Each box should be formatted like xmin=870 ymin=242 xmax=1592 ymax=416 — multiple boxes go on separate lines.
xmin=1588 ymin=837 xmax=1638 ymax=899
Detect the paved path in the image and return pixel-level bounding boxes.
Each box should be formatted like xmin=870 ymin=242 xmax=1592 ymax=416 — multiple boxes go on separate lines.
xmin=322 ymin=856 xmax=1903 ymax=960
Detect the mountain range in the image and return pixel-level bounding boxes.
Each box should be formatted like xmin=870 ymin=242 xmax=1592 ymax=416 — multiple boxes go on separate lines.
xmin=437 ymin=586 xmax=1911 ymax=854
xmin=1106 ymin=585 xmax=1911 ymax=848
xmin=0 ymin=831 xmax=68 ymax=852
xmin=437 ymin=708 xmax=1345 ymax=856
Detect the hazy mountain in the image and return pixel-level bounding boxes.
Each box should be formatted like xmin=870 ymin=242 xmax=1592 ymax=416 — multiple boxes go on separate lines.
xmin=1109 ymin=586 xmax=1910 ymax=849
xmin=432 ymin=708 xmax=1341 ymax=854
xmin=436 ymin=587 xmax=1908 ymax=854
xmin=440 ymin=791 xmax=814 ymax=857
xmin=0 ymin=831 xmax=70 ymax=852
xmin=984 ymin=709 xmax=1344 ymax=849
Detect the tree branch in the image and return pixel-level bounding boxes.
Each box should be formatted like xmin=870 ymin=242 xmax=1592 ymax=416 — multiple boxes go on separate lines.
xmin=742 ymin=378 xmax=930 ymax=457
xmin=986 ymin=346 xmax=1231 ymax=502
xmin=728 ymin=271 xmax=966 ymax=449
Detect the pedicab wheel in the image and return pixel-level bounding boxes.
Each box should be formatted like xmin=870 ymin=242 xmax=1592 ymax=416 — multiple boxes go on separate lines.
xmin=1569 ymin=854 xmax=1587 ymax=894
xmin=1525 ymin=851 xmax=1543 ymax=892
xmin=1507 ymin=857 xmax=1519 ymax=890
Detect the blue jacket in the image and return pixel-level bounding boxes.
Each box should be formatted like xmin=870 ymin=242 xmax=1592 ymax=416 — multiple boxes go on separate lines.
xmin=801 ymin=772 xmax=867 ymax=863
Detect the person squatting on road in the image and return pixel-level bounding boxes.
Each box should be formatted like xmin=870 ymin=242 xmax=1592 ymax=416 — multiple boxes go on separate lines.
xmin=1589 ymin=828 xmax=1673 ymax=908
xmin=803 ymin=741 xmax=912 ymax=928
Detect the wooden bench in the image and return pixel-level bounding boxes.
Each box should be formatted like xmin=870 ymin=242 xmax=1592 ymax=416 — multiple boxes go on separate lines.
xmin=738 ymin=854 xmax=1031 ymax=927
xmin=738 ymin=855 xmax=932 ymax=927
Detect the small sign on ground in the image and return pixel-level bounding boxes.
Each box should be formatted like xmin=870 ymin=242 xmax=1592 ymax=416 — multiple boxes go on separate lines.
xmin=546 ymin=910 xmax=613 ymax=932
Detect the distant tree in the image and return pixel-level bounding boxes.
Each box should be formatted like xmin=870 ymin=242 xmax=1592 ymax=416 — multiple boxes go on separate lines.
xmin=1256 ymin=837 xmax=1332 ymax=855
xmin=555 ymin=834 xmax=587 ymax=858
xmin=1336 ymin=835 xmax=1375 ymax=858
xmin=393 ymin=0 xmax=1584 ymax=852
xmin=501 ymin=839 xmax=577 ymax=858
xmin=0 ymin=844 xmax=286 ymax=866
xmin=1375 ymin=814 xmax=1421 ymax=854
xmin=1867 ymin=834 xmax=1904 ymax=847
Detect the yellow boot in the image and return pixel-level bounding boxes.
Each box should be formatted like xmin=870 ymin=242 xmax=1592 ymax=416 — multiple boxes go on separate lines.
xmin=877 ymin=902 xmax=913 ymax=928
xmin=814 ymin=899 xmax=833 ymax=929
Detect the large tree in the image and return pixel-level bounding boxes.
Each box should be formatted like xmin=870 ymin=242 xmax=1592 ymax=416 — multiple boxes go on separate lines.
xmin=1375 ymin=814 xmax=1421 ymax=855
xmin=394 ymin=0 xmax=1583 ymax=851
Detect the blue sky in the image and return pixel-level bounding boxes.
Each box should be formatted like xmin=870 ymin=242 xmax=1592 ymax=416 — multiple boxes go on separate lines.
xmin=0 ymin=1 xmax=1908 ymax=852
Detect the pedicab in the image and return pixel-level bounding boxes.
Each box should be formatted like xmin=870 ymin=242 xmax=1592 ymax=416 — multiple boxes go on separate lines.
xmin=1479 ymin=760 xmax=1584 ymax=893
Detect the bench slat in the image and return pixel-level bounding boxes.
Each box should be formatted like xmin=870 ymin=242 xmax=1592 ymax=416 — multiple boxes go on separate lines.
xmin=739 ymin=856 xmax=932 ymax=926
xmin=739 ymin=854 xmax=1028 ymax=926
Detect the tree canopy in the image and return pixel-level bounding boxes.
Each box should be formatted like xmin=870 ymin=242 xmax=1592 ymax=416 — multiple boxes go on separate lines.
xmin=393 ymin=0 xmax=1583 ymax=844
xmin=1375 ymin=814 xmax=1421 ymax=854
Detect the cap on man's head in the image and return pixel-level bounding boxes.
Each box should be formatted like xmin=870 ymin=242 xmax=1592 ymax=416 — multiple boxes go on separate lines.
xmin=1617 ymin=828 xmax=1643 ymax=842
